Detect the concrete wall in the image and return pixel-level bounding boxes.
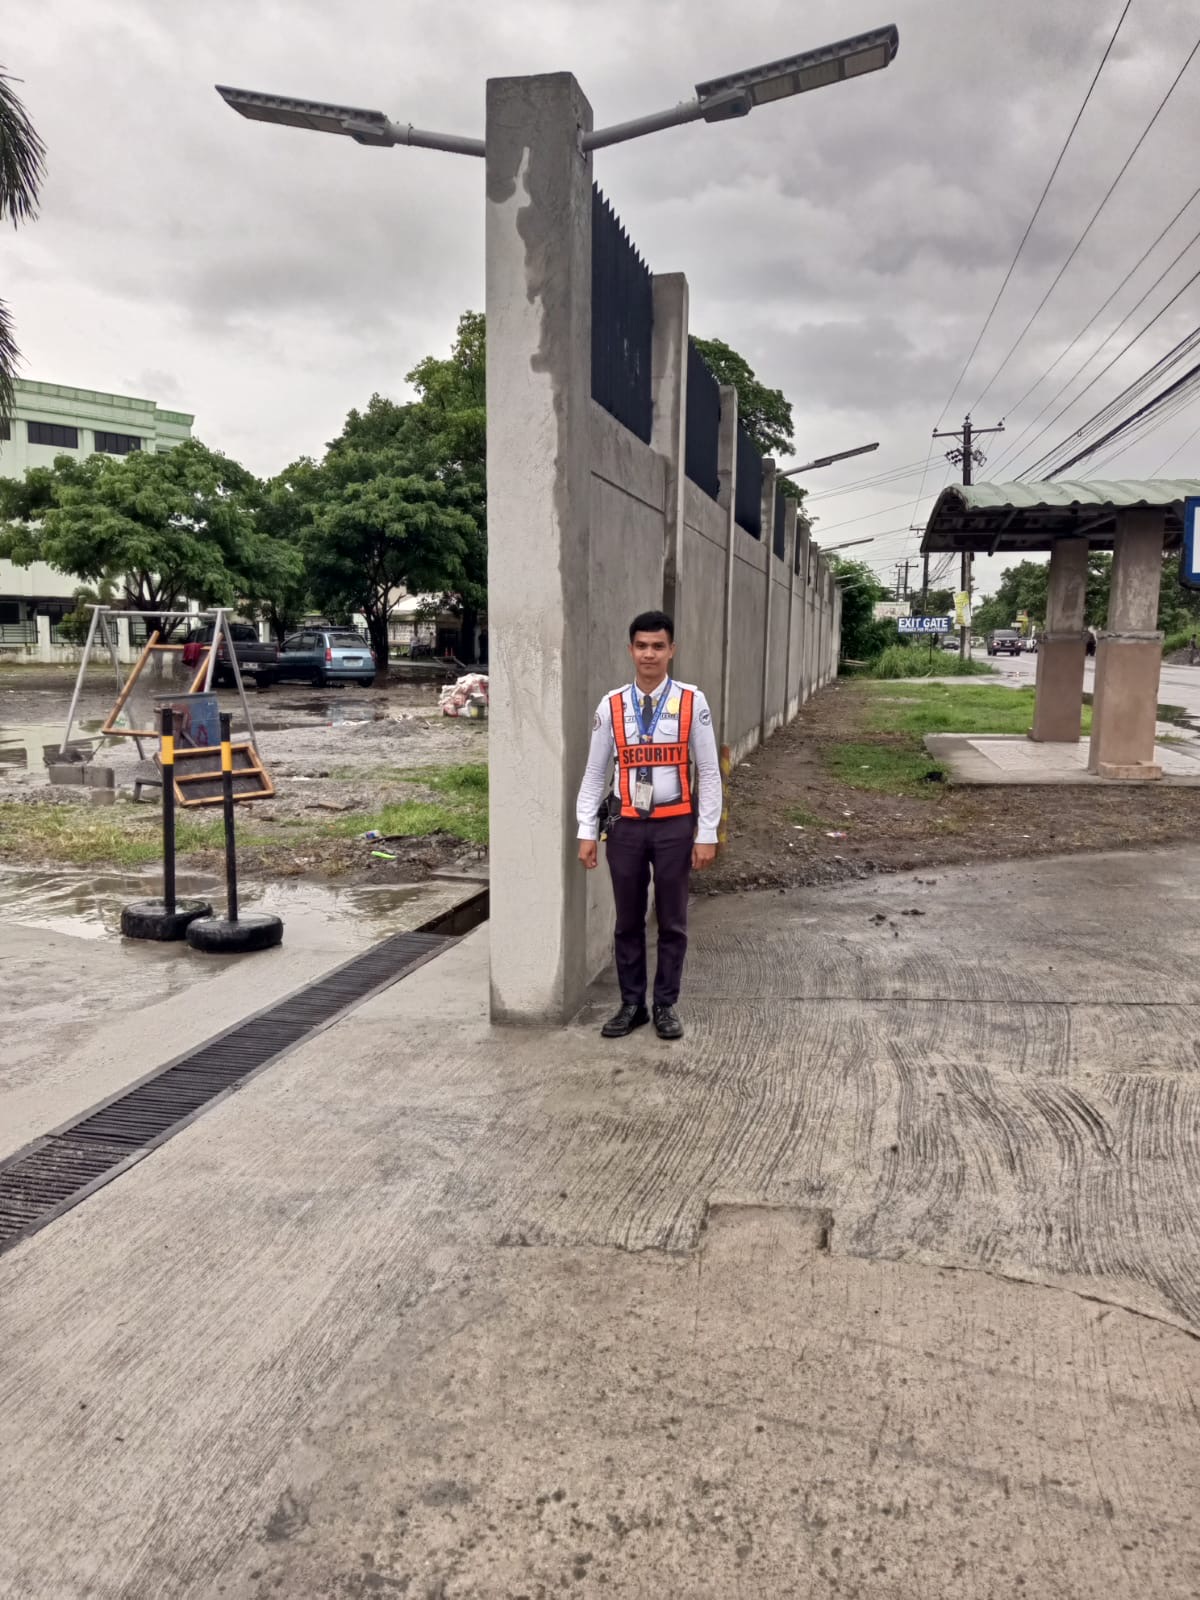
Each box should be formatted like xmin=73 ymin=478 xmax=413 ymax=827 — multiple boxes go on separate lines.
xmin=485 ymin=71 xmax=840 ymax=1023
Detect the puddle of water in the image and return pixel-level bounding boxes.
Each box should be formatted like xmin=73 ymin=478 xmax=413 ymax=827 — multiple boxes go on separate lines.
xmin=0 ymin=865 xmax=431 ymax=945
xmin=0 ymin=719 xmax=116 ymax=771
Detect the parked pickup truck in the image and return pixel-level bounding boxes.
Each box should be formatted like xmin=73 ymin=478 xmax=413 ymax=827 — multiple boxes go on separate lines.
xmin=986 ymin=629 xmax=1023 ymax=657
xmin=180 ymin=622 xmax=279 ymax=688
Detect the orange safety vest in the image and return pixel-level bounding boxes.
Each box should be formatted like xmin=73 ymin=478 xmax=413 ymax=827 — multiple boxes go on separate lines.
xmin=609 ymin=687 xmax=694 ymax=819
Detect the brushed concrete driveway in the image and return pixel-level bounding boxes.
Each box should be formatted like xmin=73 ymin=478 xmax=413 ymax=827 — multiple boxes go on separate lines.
xmin=2 ymin=848 xmax=1200 ymax=1597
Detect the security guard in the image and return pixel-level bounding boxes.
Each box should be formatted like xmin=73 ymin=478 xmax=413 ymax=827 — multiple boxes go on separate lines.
xmin=576 ymin=609 xmax=723 ymax=1040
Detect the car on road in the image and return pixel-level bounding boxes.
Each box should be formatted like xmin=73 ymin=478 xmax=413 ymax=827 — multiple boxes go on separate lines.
xmin=258 ymin=627 xmax=376 ymax=688
xmin=986 ymin=629 xmax=1023 ymax=657
xmin=939 ymin=633 xmax=961 ymax=652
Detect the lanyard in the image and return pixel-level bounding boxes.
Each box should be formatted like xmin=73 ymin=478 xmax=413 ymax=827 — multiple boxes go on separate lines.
xmin=632 ymin=679 xmax=671 ymax=745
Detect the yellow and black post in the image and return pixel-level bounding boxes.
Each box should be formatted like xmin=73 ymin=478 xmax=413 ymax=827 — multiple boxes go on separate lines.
xmin=119 ymin=704 xmax=212 ymax=940
xmin=186 ymin=711 xmax=283 ymax=954
xmin=220 ymin=710 xmax=239 ymax=924
xmin=161 ymin=705 xmax=177 ymax=916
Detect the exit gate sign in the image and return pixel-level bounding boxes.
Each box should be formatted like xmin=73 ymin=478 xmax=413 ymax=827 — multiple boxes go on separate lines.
xmin=898 ymin=615 xmax=952 ymax=634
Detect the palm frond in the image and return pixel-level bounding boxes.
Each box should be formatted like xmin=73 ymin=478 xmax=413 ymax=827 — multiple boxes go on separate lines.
xmin=0 ymin=67 xmax=46 ymax=226
xmin=0 ymin=297 xmax=20 ymax=423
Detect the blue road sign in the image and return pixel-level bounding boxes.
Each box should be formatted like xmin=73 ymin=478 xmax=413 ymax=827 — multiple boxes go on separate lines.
xmin=1182 ymin=497 xmax=1200 ymax=590
xmin=898 ymin=615 xmax=952 ymax=634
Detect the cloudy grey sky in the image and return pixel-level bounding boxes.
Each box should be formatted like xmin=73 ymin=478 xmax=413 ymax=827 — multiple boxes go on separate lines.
xmin=7 ymin=0 xmax=1200 ymax=598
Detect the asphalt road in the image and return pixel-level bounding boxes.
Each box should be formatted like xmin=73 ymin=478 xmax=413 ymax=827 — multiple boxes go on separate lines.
xmin=984 ymin=644 xmax=1200 ymax=721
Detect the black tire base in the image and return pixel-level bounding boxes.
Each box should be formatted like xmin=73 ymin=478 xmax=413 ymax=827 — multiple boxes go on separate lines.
xmin=121 ymin=898 xmax=214 ymax=942
xmin=186 ymin=913 xmax=284 ymax=954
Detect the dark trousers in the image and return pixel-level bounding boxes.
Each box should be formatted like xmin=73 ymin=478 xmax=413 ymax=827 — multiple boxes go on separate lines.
xmin=605 ymin=814 xmax=694 ymax=1007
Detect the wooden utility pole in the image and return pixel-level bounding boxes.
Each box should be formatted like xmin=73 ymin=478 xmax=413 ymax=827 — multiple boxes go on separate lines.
xmin=932 ymin=414 xmax=1004 ymax=659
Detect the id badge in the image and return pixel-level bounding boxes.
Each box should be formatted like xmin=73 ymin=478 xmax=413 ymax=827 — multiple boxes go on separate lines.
xmin=633 ymin=777 xmax=654 ymax=815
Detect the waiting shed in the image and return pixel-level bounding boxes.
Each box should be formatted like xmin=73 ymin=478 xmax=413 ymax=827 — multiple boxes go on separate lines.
xmin=922 ymin=479 xmax=1200 ymax=780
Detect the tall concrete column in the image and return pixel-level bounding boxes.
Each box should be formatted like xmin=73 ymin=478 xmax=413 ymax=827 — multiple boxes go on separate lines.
xmin=782 ymin=499 xmax=799 ymax=719
xmin=716 ymin=385 xmax=739 ymax=751
xmin=793 ymin=513 xmax=811 ymax=709
xmin=116 ymin=614 xmax=132 ymax=664
xmin=759 ymin=460 xmax=777 ymax=743
xmin=485 ymin=72 xmax=594 ymax=1024
xmin=1030 ymin=537 xmax=1088 ymax=743
xmin=36 ymin=613 xmax=52 ymax=663
xmin=651 ymin=273 xmax=688 ymax=630
xmin=1088 ymin=508 xmax=1165 ymax=780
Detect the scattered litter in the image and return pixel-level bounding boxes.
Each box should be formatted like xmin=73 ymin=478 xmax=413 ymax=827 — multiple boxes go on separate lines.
xmin=363 ymin=829 xmax=383 ymax=841
xmin=439 ymin=673 xmax=489 ymax=718
xmin=825 ymin=830 xmax=847 ymax=839
xmin=370 ymin=849 xmax=397 ymax=861
xmin=900 ymin=908 xmax=926 ymax=917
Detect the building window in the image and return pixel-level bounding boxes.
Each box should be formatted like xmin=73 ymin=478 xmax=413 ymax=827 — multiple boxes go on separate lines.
xmin=94 ymin=431 xmax=142 ymax=455
xmin=0 ymin=418 xmax=10 ymax=441
xmin=27 ymin=421 xmax=80 ymax=449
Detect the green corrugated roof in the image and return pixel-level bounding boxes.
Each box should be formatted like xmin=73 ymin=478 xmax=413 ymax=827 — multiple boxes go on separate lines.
xmin=922 ymin=478 xmax=1200 ymax=553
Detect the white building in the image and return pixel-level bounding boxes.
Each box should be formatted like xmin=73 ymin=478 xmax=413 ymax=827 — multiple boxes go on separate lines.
xmin=0 ymin=378 xmax=193 ymax=636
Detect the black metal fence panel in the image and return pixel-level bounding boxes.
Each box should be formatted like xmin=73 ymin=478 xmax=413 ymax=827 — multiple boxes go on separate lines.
xmin=735 ymin=423 xmax=762 ymax=538
xmin=591 ymin=186 xmax=654 ymax=445
xmin=685 ymin=339 xmax=721 ymax=499
xmin=773 ymin=488 xmax=787 ymax=561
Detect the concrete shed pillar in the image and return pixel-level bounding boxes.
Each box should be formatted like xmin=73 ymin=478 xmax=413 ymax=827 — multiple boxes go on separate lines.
xmin=1030 ymin=537 xmax=1088 ymax=743
xmin=1088 ymin=508 xmax=1165 ymax=780
xmin=485 ymin=72 xmax=594 ymax=1023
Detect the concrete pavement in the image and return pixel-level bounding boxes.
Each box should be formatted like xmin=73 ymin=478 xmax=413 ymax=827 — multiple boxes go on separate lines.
xmin=989 ymin=644 xmax=1200 ymax=722
xmin=3 ymin=850 xmax=1200 ymax=1595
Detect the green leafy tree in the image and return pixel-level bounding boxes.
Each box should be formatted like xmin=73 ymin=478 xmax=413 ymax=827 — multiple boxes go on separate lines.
xmin=286 ymin=401 xmax=477 ymax=667
xmin=691 ymin=337 xmax=794 ymax=457
xmin=405 ymin=311 xmax=487 ymax=655
xmin=974 ymin=553 xmax=1114 ymax=636
xmin=923 ymin=587 xmax=956 ymax=616
xmin=0 ymin=437 xmax=260 ymax=637
xmin=0 ymin=66 xmax=46 ymax=421
xmin=827 ymin=555 xmax=890 ymax=662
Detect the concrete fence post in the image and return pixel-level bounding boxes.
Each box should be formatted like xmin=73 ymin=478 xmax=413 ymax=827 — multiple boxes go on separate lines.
xmin=716 ymin=384 xmax=739 ymax=751
xmin=36 ymin=613 xmax=52 ymax=663
xmin=759 ymin=460 xmax=777 ymax=743
xmin=117 ymin=614 xmax=132 ymax=664
xmin=651 ymin=273 xmax=689 ymax=631
xmin=794 ymin=514 xmax=811 ymax=707
xmin=485 ymin=71 xmax=595 ymax=1024
xmin=782 ymin=499 xmax=798 ymax=720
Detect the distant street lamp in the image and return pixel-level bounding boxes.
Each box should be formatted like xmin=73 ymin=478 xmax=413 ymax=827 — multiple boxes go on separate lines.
xmin=216 ymin=24 xmax=899 ymax=157
xmin=823 ymin=535 xmax=876 ymax=552
xmin=777 ymin=441 xmax=879 ymax=479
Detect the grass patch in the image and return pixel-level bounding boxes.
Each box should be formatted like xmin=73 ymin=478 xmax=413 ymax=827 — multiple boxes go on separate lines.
xmin=787 ymin=806 xmax=829 ymax=828
xmin=824 ymin=743 xmax=947 ymax=796
xmin=0 ymin=803 xmax=274 ymax=868
xmin=864 ymin=682 xmax=1093 ymax=737
xmin=328 ymin=760 xmax=489 ymax=845
xmin=860 ymin=644 xmax=994 ymax=680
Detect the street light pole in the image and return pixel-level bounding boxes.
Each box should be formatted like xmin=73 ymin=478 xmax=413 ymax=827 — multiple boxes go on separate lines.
xmin=776 ymin=441 xmax=879 ymax=480
xmin=216 ymin=25 xmax=899 ymax=159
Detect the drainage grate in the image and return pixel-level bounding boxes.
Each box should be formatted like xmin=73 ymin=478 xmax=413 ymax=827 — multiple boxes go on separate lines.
xmin=0 ymin=897 xmax=485 ymax=1254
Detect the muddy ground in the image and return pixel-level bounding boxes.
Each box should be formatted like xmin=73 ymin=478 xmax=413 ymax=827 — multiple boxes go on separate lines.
xmin=703 ymin=676 xmax=1200 ymax=893
xmin=0 ymin=665 xmax=487 ymax=882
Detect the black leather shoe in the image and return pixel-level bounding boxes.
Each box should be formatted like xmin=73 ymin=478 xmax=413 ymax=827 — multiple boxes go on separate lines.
xmin=601 ymin=1003 xmax=650 ymax=1039
xmin=653 ymin=1004 xmax=684 ymax=1040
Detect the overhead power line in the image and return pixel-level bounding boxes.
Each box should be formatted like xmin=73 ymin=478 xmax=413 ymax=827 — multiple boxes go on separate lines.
xmin=989 ymin=177 xmax=1200 ymax=464
xmin=991 ymin=213 xmax=1200 ymax=475
xmin=1013 ymin=262 xmax=1200 ymax=476
xmin=1152 ymin=409 xmax=1200 ymax=475
xmin=1045 ymin=348 xmax=1200 ymax=477
xmin=935 ymin=0 xmax=1132 ymax=427
xmin=972 ymin=24 xmax=1200 ymax=412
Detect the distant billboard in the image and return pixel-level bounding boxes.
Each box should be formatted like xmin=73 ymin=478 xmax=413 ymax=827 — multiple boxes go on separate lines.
xmin=874 ymin=600 xmax=911 ymax=620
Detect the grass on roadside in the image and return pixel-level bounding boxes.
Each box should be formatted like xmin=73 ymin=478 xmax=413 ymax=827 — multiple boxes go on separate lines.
xmin=0 ymin=803 xmax=276 ymax=868
xmin=863 ymin=681 xmax=1096 ymax=737
xmin=824 ymin=742 xmax=947 ymax=795
xmin=327 ymin=761 xmax=489 ymax=846
xmin=859 ymin=644 xmax=994 ymax=680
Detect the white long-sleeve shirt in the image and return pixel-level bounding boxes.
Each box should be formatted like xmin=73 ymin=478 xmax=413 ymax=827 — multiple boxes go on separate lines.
xmin=575 ymin=678 xmax=723 ymax=844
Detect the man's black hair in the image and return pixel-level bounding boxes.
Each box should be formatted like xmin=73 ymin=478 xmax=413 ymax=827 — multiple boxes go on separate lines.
xmin=629 ymin=609 xmax=674 ymax=642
